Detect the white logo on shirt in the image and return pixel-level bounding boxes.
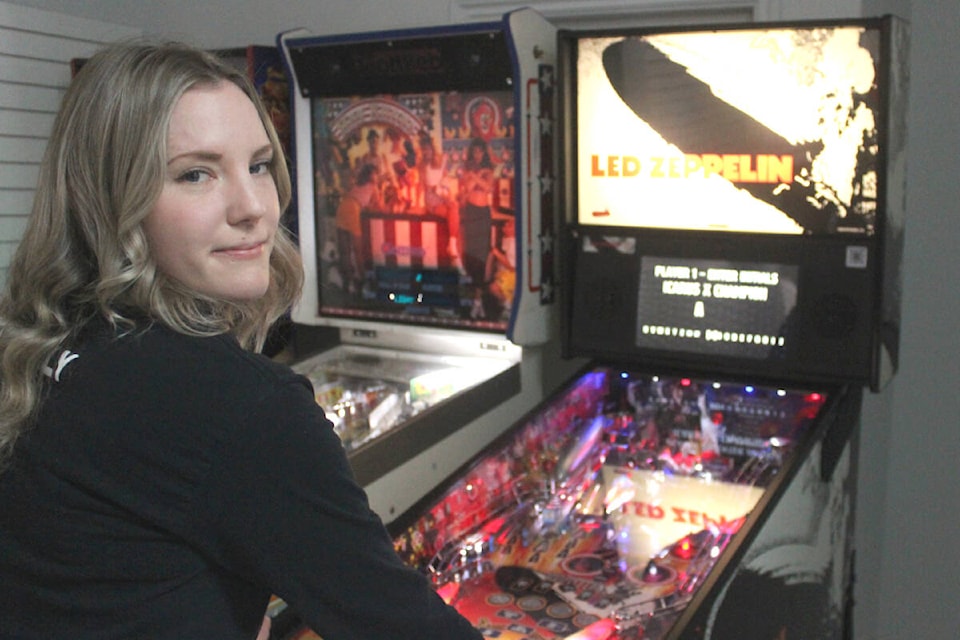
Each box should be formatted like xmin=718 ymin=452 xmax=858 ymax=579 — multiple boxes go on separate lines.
xmin=43 ymin=350 xmax=79 ymax=382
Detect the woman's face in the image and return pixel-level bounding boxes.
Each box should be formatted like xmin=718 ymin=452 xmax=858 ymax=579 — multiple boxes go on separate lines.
xmin=143 ymin=82 xmax=279 ymax=301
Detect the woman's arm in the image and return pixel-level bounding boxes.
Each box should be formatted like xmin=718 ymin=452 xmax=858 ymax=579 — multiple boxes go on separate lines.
xmin=199 ymin=373 xmax=482 ymax=640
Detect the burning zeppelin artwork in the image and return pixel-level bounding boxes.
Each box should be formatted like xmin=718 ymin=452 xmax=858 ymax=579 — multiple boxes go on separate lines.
xmin=577 ymin=26 xmax=883 ymax=235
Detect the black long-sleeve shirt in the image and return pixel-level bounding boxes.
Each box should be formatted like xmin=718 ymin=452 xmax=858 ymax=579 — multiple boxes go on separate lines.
xmin=0 ymin=321 xmax=481 ymax=640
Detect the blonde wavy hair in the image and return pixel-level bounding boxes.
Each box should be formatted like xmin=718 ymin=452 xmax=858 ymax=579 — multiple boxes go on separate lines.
xmin=0 ymin=41 xmax=304 ymax=465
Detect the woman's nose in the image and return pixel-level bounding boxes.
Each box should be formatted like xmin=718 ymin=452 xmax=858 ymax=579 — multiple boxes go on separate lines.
xmin=227 ymin=173 xmax=270 ymax=226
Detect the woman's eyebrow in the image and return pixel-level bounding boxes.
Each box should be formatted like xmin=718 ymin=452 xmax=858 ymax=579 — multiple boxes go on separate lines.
xmin=167 ymin=144 xmax=273 ymax=165
xmin=167 ymin=150 xmax=222 ymax=165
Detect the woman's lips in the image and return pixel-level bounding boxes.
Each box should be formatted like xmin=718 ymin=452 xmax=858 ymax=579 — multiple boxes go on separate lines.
xmin=214 ymin=240 xmax=267 ymax=259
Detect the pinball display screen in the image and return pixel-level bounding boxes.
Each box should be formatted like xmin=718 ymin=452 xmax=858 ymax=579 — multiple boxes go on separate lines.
xmin=571 ymin=23 xmax=887 ymax=236
xmin=298 ymin=31 xmax=519 ymax=333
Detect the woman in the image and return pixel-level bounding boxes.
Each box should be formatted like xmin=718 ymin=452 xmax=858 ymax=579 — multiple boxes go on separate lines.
xmin=457 ymin=138 xmax=495 ymax=290
xmin=334 ymin=162 xmax=379 ymax=294
xmin=0 ymin=41 xmax=481 ymax=640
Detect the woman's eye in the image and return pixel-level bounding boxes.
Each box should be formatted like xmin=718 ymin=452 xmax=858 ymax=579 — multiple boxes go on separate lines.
xmin=251 ymin=159 xmax=273 ymax=176
xmin=177 ymin=169 xmax=209 ymax=184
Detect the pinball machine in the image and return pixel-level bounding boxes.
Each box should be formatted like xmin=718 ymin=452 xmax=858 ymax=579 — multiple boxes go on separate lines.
xmin=383 ymin=16 xmax=908 ymax=640
xmin=275 ymin=8 xmax=569 ymax=520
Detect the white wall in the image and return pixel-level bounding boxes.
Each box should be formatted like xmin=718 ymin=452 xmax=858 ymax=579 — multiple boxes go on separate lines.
xmin=0 ymin=2 xmax=139 ymax=285
xmin=0 ymin=0 xmax=460 ymax=47
xmin=880 ymin=2 xmax=960 ymax=638
xmin=4 ymin=1 xmax=958 ymax=639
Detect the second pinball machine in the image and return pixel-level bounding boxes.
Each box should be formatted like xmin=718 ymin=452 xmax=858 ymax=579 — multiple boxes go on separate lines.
xmin=386 ymin=16 xmax=908 ymax=640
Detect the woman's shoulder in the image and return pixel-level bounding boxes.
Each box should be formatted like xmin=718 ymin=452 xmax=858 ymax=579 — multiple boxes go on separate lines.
xmin=44 ymin=322 xmax=318 ymax=458
xmin=62 ymin=320 xmax=304 ymax=400
xmin=147 ymin=324 xmax=297 ymax=384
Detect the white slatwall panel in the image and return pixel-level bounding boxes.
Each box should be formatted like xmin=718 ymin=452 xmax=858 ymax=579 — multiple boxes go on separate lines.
xmin=0 ymin=1 xmax=139 ymax=287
